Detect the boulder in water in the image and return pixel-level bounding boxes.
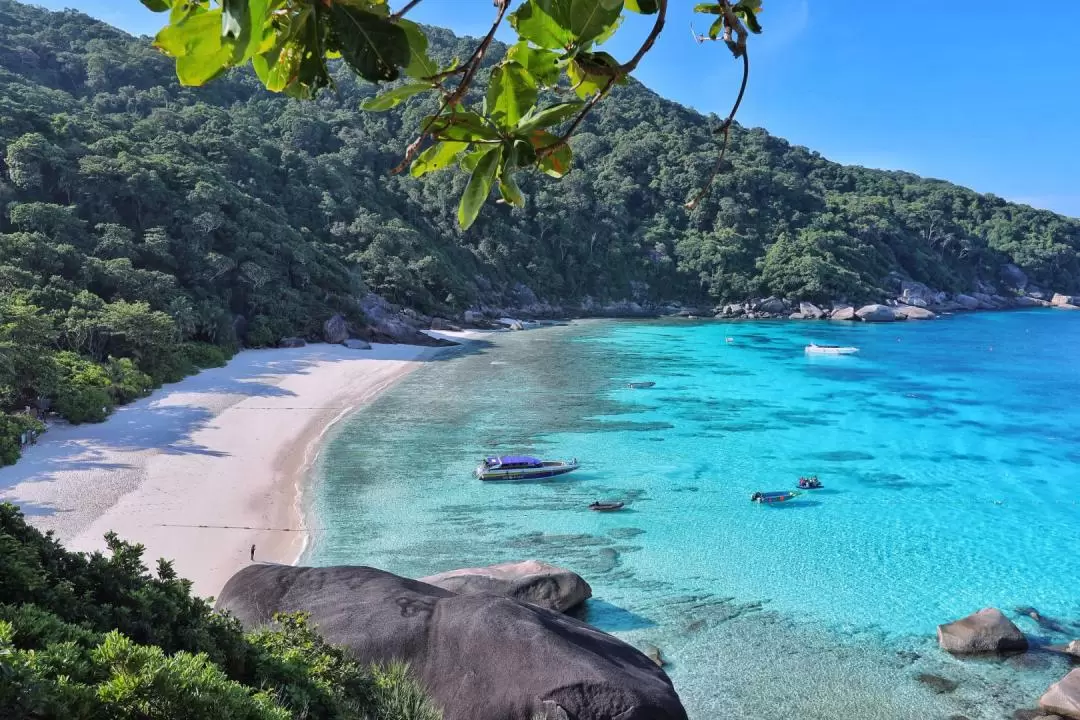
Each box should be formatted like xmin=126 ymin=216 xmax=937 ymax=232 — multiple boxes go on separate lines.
xmin=799 ymin=301 xmax=825 ymax=319
xmin=324 ymin=313 xmax=349 ymax=344
xmin=279 ymin=336 xmax=306 ymax=348
xmin=430 ymin=317 xmax=461 ymax=331
xmin=419 ymin=560 xmax=592 ymax=613
xmin=1040 ymin=669 xmax=1080 ymax=719
xmin=343 ymin=339 xmax=371 ymax=350
xmin=1051 ymin=293 xmax=1077 ymax=307
xmin=829 ymin=305 xmax=857 ymax=321
xmin=856 ymin=304 xmax=898 ymax=322
xmin=894 ymin=305 xmax=937 ymax=320
xmin=216 ymin=565 xmax=687 ymax=720
xmin=1065 ymin=640 xmax=1080 ymax=659
xmin=937 ymin=608 xmax=1028 ymax=654
xmin=757 ymin=296 xmax=788 ymax=314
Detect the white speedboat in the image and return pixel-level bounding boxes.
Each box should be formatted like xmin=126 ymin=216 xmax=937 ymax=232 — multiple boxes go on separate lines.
xmin=474 ymin=455 xmax=579 ymax=481
xmin=805 ymin=343 xmax=858 ymax=355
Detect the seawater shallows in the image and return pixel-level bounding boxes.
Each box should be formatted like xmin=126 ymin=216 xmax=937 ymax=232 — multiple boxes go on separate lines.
xmin=308 ymin=311 xmax=1080 ymax=719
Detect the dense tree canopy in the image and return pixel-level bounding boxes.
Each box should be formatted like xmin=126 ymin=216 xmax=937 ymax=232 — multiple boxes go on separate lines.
xmin=0 ymin=0 xmax=1078 ymax=463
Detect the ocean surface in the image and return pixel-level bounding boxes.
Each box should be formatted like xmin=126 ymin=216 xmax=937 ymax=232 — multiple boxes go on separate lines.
xmin=307 ymin=310 xmax=1080 ymax=719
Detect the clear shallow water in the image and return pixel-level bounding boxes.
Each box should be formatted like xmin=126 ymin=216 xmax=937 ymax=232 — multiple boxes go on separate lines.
xmin=308 ymin=311 xmax=1080 ymax=718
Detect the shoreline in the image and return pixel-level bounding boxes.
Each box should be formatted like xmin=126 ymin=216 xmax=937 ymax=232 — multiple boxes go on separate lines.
xmin=0 ymin=335 xmax=477 ymax=599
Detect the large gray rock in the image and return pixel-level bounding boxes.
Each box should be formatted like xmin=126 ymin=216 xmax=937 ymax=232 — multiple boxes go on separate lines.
xmin=430 ymin=317 xmax=461 ymax=332
xmin=799 ymin=302 xmax=825 ymax=319
xmin=954 ymin=294 xmax=981 ymax=310
xmin=1052 ymin=293 xmax=1079 ymax=307
xmin=937 ymin=608 xmax=1028 ymax=654
xmin=1015 ymin=296 xmax=1049 ymax=308
xmin=856 ymin=304 xmax=898 ymax=322
xmin=830 ymin=305 xmax=857 ymax=321
xmin=419 ymin=560 xmax=592 ymax=613
xmin=1040 ymin=669 xmax=1080 ymax=719
xmin=279 ymin=336 xmax=306 ymax=348
xmin=343 ymin=338 xmax=371 ymax=350
xmin=1066 ymin=640 xmax=1080 ymax=658
xmin=324 ymin=314 xmax=349 ymax=344
xmin=463 ymin=310 xmax=485 ymax=324
xmin=358 ymin=293 xmax=457 ymax=347
xmin=216 ymin=565 xmax=686 ymax=720
xmin=899 ymin=280 xmax=946 ymax=308
xmin=972 ymin=292 xmax=1000 ymax=309
xmin=894 ymin=305 xmax=937 ymax=320
xmin=757 ymin=296 xmax=788 ymax=314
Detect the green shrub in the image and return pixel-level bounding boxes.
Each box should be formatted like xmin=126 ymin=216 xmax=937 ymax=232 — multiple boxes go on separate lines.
xmin=0 ymin=503 xmax=442 ymax=720
xmin=182 ymin=342 xmax=235 ymax=370
xmin=0 ymin=413 xmax=44 ymax=466
xmin=106 ymin=357 xmax=154 ymax=404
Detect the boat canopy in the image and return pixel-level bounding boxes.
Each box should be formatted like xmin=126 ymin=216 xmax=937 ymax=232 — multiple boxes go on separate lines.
xmin=489 ymin=455 xmax=543 ymax=467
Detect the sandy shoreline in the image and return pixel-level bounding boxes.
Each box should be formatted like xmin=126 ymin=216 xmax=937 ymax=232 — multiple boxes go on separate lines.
xmin=0 ymin=336 xmax=473 ymax=599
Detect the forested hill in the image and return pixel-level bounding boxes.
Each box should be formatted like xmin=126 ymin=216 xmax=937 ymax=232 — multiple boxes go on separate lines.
xmin=1 ymin=0 xmax=1079 ymax=450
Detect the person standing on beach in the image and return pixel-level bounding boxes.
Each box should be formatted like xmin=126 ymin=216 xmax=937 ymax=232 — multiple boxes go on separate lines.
xmin=250 ymin=543 xmax=255 ymax=561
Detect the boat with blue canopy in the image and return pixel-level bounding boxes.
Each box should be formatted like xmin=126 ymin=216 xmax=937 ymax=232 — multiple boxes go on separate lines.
xmin=474 ymin=455 xmax=579 ymax=482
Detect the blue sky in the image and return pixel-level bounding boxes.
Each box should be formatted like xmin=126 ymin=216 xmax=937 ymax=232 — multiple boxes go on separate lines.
xmin=35 ymin=0 xmax=1080 ymax=217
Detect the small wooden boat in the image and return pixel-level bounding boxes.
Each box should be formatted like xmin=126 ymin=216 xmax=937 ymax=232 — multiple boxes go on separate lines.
xmin=805 ymin=343 xmax=858 ymax=355
xmin=475 ymin=456 xmax=579 ymax=481
xmin=589 ymin=501 xmax=625 ymax=512
xmin=751 ymin=490 xmax=801 ymax=504
xmin=797 ymin=476 xmax=823 ymax=489
xmin=626 ymin=381 xmax=656 ymax=389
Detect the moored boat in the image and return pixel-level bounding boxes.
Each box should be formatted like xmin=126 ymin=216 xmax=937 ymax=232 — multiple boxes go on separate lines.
xmin=475 ymin=455 xmax=579 ymax=482
xmin=589 ymin=501 xmax=625 ymax=512
xmin=751 ymin=490 xmax=801 ymax=504
xmin=805 ymin=343 xmax=858 ymax=355
xmin=626 ymin=381 xmax=656 ymax=389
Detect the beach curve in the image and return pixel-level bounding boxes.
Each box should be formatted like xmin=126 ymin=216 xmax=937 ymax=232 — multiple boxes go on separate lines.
xmin=0 ymin=335 xmax=476 ymax=599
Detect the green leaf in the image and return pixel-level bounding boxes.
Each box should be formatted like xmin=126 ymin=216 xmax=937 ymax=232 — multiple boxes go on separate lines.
xmin=734 ymin=1 xmax=763 ymax=34
xmin=361 ymin=82 xmax=431 ymax=111
xmin=567 ymin=0 xmax=624 ymax=45
xmin=154 ymin=9 xmax=234 ymax=86
xmin=708 ymin=17 xmax=724 ymax=40
xmin=459 ymin=148 xmax=488 ymax=173
xmin=410 ymin=141 xmax=468 ymax=178
xmin=625 ymin=0 xmax=659 ymax=13
xmin=566 ymin=52 xmax=620 ymax=99
xmin=139 ymin=0 xmax=172 ymax=11
xmin=529 ymin=130 xmax=573 ymax=177
xmin=592 ymin=14 xmax=623 ymax=46
xmin=487 ymin=61 xmax=538 ymax=130
xmin=506 ymin=42 xmax=561 ymax=86
xmin=398 ymin=19 xmax=439 ymax=79
xmin=516 ymin=101 xmax=583 ymax=133
xmin=428 ymin=112 xmax=501 ymax=142
xmin=459 ymin=146 xmax=501 ymax=229
xmin=508 ymin=1 xmax=573 ymax=50
xmin=497 ymin=143 xmax=525 ymax=208
xmin=694 ymin=3 xmax=724 ymax=14
xmin=326 ymin=3 xmax=410 ymax=82
xmin=221 ymin=0 xmax=271 ymax=65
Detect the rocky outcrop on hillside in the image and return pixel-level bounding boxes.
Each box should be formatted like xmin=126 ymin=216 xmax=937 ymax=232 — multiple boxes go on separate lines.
xmin=216 ymin=565 xmax=687 ymax=720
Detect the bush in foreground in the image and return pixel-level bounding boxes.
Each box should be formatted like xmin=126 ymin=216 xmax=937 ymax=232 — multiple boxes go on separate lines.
xmin=0 ymin=503 xmax=441 ymax=720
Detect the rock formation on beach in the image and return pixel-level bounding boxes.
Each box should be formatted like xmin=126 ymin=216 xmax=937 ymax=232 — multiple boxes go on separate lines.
xmin=937 ymin=608 xmax=1029 ymax=654
xmin=419 ymin=559 xmax=592 ymax=613
xmin=216 ymin=564 xmax=687 ymax=720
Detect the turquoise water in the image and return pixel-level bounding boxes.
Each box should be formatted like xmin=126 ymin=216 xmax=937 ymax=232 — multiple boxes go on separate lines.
xmin=308 ymin=311 xmax=1080 ymax=719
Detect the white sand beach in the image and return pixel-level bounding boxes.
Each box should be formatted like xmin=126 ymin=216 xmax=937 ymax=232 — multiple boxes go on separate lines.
xmin=0 ymin=338 xmax=469 ymax=599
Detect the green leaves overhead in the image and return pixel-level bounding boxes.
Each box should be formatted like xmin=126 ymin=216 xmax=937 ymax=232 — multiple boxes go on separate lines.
xmin=625 ymin=0 xmax=659 ymax=13
xmin=361 ymin=82 xmax=431 ymax=111
xmin=143 ymin=0 xmax=764 ymax=229
xmin=326 ymin=3 xmax=411 ymax=82
xmin=487 ymin=61 xmax=538 ymax=129
xmin=458 ymin=146 xmax=502 ymax=229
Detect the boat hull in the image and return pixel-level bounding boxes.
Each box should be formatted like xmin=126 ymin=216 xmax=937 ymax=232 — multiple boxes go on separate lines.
xmin=805 ymin=345 xmax=858 ymax=355
xmin=476 ymin=464 xmax=578 ymax=482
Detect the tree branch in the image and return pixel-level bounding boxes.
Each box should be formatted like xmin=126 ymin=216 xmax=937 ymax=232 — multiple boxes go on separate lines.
xmin=685 ymin=48 xmax=749 ymax=210
xmin=536 ymin=0 xmax=668 ymax=158
xmin=392 ymin=0 xmax=510 ymax=174
xmin=390 ymin=0 xmax=425 ymax=21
